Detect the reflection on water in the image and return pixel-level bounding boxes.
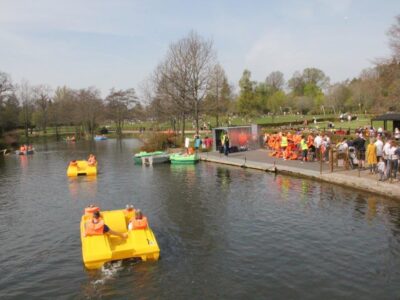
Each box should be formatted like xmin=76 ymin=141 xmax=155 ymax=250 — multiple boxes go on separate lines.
xmin=216 ymin=167 xmax=231 ymax=188
xmin=68 ymin=176 xmax=97 ymax=201
xmin=1 ymin=139 xmax=400 ymax=299
xmin=367 ymin=196 xmax=378 ymax=221
xmin=18 ymin=154 xmax=29 ymax=171
xmin=275 ymin=176 xmax=291 ymax=199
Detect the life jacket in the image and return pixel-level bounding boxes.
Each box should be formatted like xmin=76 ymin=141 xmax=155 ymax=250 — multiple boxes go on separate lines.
xmin=124 ymin=207 xmax=135 ymax=221
xmin=307 ymin=135 xmax=314 ymax=147
xmin=85 ymin=218 xmax=105 ymax=236
xmin=281 ymin=136 xmax=288 ymax=147
xmin=301 ymin=139 xmax=308 ymax=150
xmin=268 ymin=136 xmax=275 ymax=149
xmin=130 ymin=216 xmax=148 ymax=230
xmin=84 ymin=206 xmax=100 ymax=217
xmin=274 ymin=136 xmax=281 ymax=150
xmin=321 ymin=144 xmax=326 ymax=154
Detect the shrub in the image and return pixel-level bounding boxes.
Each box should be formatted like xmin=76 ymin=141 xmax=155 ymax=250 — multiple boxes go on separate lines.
xmin=140 ymin=132 xmax=180 ymax=152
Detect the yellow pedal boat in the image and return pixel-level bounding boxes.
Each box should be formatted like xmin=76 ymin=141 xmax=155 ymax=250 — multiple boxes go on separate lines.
xmin=80 ymin=207 xmax=160 ymax=269
xmin=67 ymin=160 xmax=97 ymax=177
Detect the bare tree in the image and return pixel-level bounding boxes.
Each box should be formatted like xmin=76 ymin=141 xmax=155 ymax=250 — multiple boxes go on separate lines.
xmin=204 ymin=64 xmax=231 ymax=126
xmin=153 ymin=31 xmax=216 ymax=139
xmin=0 ymin=71 xmax=13 ymax=100
xmin=154 ymin=53 xmax=192 ymax=141
xmin=185 ymin=32 xmax=216 ymax=133
xmin=33 ymin=84 xmax=52 ymax=133
xmin=265 ymin=71 xmax=285 ymax=92
xmin=49 ymin=86 xmax=76 ymax=139
xmin=105 ymin=88 xmax=137 ymax=136
xmin=388 ymin=14 xmax=400 ymax=60
xmin=16 ymin=80 xmax=34 ymax=140
xmin=0 ymin=71 xmax=15 ymax=135
xmin=75 ymin=87 xmax=104 ymax=137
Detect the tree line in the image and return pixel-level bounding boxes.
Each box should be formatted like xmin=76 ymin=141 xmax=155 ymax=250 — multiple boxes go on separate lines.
xmin=1 ymin=15 xmax=399 ymax=142
xmin=0 ymin=77 xmax=143 ymax=140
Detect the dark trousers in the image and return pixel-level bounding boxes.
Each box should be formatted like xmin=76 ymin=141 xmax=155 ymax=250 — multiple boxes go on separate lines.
xmin=224 ymin=143 xmax=229 ymax=156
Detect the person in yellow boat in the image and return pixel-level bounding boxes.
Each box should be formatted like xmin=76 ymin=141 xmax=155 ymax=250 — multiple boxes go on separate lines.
xmin=84 ymin=211 xmax=128 ymax=238
xmin=87 ymin=154 xmax=97 ymax=166
xmin=128 ymin=209 xmax=148 ymax=230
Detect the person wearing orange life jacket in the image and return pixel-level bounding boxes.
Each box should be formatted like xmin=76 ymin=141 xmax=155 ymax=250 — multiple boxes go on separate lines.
xmin=128 ymin=209 xmax=148 ymax=230
xmin=84 ymin=210 xmax=128 ymax=238
xmin=87 ymin=154 xmax=97 ymax=166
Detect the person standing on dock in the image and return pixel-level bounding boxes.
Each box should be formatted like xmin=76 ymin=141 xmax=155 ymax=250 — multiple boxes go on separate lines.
xmin=314 ymin=133 xmax=322 ymax=161
xmin=383 ymin=138 xmax=391 ymax=178
xmin=375 ymin=136 xmax=384 ymax=163
xmin=222 ymin=131 xmax=230 ymax=156
xmin=194 ymin=135 xmax=202 ymax=152
xmin=353 ymin=133 xmax=366 ymax=169
xmin=366 ymin=138 xmax=377 ymax=174
xmin=387 ymin=141 xmax=399 ymax=181
xmin=377 ymin=157 xmax=386 ymax=181
xmin=300 ymin=135 xmax=308 ymax=162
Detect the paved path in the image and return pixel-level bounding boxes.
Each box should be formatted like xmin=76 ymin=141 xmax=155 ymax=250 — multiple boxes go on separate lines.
xmin=199 ymin=149 xmax=400 ymax=200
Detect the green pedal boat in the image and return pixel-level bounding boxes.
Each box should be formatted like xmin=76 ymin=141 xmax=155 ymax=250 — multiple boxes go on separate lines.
xmin=133 ymin=151 xmax=168 ymax=164
xmin=170 ymin=153 xmax=199 ymax=165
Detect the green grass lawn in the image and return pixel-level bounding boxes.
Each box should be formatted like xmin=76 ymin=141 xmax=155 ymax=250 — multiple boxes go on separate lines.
xmin=28 ymin=114 xmax=391 ymax=138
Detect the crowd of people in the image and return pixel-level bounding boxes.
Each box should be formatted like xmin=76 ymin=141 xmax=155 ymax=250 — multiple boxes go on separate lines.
xmin=264 ymin=131 xmax=331 ymax=163
xmin=184 ymin=135 xmax=214 ymax=153
xmin=263 ymin=127 xmax=400 ymax=182
xmin=18 ymin=144 xmax=34 ymax=152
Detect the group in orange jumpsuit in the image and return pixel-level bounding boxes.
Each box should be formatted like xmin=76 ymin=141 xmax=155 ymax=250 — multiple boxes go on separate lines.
xmin=266 ymin=132 xmax=303 ymax=161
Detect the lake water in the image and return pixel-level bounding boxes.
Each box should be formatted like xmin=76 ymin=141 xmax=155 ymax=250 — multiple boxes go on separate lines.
xmin=0 ymin=139 xmax=399 ymax=299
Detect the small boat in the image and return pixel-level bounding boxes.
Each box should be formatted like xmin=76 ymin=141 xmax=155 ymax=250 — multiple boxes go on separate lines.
xmin=67 ymin=160 xmax=97 ymax=177
xmin=133 ymin=151 xmax=166 ymax=164
xmin=80 ymin=206 xmax=160 ymax=269
xmin=15 ymin=149 xmax=35 ymax=155
xmin=94 ymin=135 xmax=108 ymax=141
xmin=170 ymin=153 xmax=199 ymax=165
xmin=141 ymin=153 xmax=170 ymax=165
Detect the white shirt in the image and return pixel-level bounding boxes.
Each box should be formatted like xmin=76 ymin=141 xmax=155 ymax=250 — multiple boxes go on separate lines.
xmin=389 ymin=146 xmax=398 ymax=160
xmin=184 ymin=137 xmax=190 ymax=148
xmin=337 ymin=142 xmax=348 ymax=152
xmin=395 ymin=129 xmax=400 ymax=139
xmin=325 ymin=136 xmax=331 ymax=145
xmin=377 ymin=161 xmax=385 ymax=172
xmin=314 ymin=135 xmax=322 ymax=148
xmin=383 ymin=142 xmax=391 ymax=158
xmin=374 ymin=139 xmax=383 ymax=156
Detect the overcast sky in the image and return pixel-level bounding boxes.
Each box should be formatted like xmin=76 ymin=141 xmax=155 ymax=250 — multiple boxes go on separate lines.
xmin=0 ymin=0 xmax=398 ymax=97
